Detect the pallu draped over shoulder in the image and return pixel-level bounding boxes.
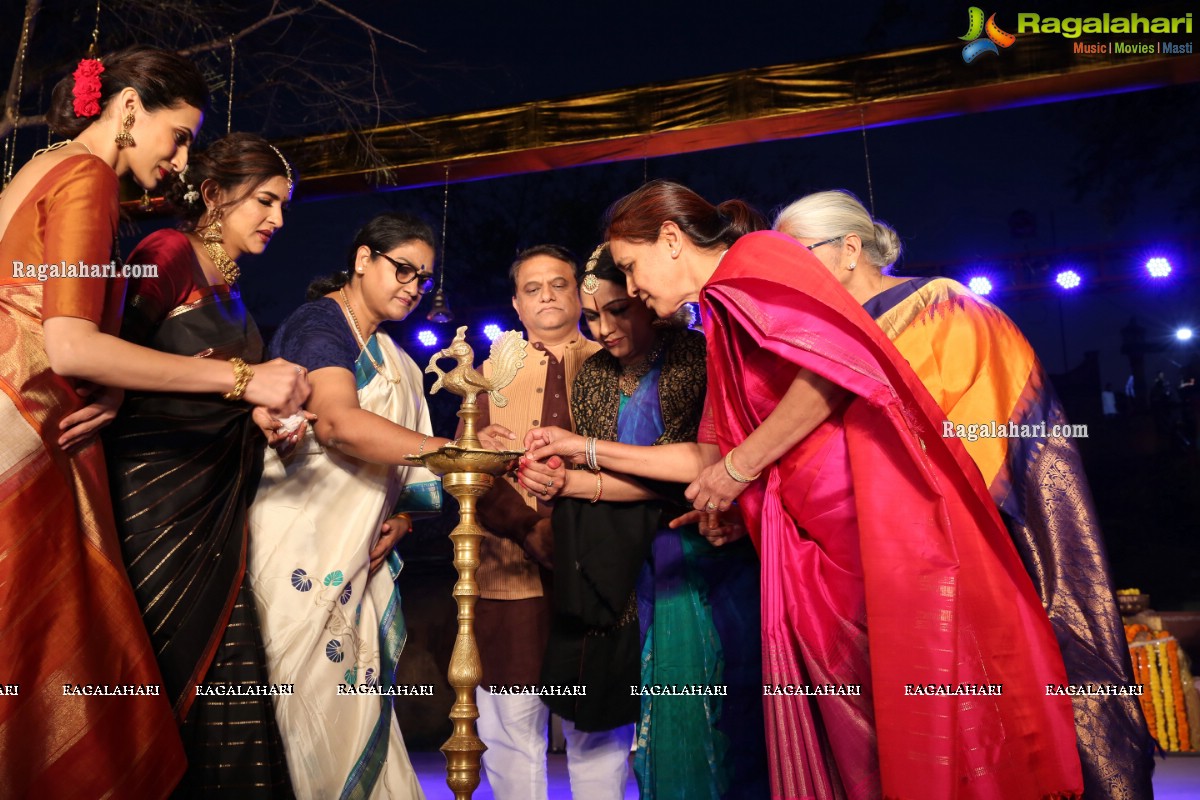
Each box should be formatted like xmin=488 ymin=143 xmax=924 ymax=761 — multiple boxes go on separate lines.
xmin=0 ymin=156 xmax=185 ymax=798
xmin=700 ymin=231 xmax=1083 ymax=800
xmin=866 ymin=277 xmax=1154 ymax=800
xmin=249 ymin=297 xmax=440 ymax=800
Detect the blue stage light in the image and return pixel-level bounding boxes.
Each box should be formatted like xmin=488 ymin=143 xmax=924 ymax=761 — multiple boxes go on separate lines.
xmin=1055 ymin=270 xmax=1082 ymax=290
xmin=1146 ymin=257 xmax=1172 ymax=279
xmin=967 ymin=276 xmax=993 ymax=296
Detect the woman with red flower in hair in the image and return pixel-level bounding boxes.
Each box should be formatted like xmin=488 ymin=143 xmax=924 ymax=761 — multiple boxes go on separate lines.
xmin=0 ymin=48 xmax=306 ymax=799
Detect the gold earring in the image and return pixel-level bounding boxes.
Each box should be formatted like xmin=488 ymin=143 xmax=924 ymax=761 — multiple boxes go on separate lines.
xmin=139 ymin=190 xmax=152 ymax=211
xmin=115 ymin=112 xmax=136 ymax=149
xmin=201 ymin=215 xmax=223 ymax=244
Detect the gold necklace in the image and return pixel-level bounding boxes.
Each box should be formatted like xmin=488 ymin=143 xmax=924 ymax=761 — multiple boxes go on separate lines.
xmin=618 ymin=336 xmax=666 ymax=396
xmin=201 ymin=238 xmax=240 ymax=285
xmin=339 ymin=288 xmax=401 ymax=383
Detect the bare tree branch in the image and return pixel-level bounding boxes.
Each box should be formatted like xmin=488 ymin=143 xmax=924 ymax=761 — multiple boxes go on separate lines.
xmin=1 ymin=0 xmax=423 ymax=173
xmin=313 ymin=0 xmax=422 ymax=52
xmin=178 ymin=5 xmax=309 ymax=57
xmin=2 ymin=0 xmax=41 ymax=142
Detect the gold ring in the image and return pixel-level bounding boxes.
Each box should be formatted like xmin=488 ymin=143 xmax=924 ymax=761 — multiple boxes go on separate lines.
xmin=706 ymin=501 xmax=717 ymax=511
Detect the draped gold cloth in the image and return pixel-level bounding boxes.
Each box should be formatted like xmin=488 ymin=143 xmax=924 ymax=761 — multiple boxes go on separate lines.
xmin=273 ymin=40 xmax=1198 ymax=196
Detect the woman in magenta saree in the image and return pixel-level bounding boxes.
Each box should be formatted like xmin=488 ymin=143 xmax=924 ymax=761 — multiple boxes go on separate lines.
xmin=527 ymin=181 xmax=1085 ymax=799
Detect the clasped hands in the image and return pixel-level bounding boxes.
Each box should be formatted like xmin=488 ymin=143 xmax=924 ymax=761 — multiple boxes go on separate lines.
xmin=521 ymin=425 xmax=751 ymax=546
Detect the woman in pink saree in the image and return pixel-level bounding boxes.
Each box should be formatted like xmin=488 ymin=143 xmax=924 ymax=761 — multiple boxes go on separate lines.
xmin=526 ymin=181 xmax=1084 ymax=799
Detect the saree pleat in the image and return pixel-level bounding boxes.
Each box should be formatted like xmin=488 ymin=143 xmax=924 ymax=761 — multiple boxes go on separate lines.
xmin=870 ymin=278 xmax=1154 ymax=799
xmin=700 ymin=232 xmax=1083 ymax=800
xmin=1 ymin=155 xmax=185 ymax=798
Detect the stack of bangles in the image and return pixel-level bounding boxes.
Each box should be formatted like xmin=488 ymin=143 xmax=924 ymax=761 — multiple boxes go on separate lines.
xmin=585 ymin=437 xmax=603 ymax=503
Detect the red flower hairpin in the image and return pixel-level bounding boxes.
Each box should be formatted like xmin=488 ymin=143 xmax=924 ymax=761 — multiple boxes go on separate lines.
xmin=72 ymin=58 xmax=105 ymax=118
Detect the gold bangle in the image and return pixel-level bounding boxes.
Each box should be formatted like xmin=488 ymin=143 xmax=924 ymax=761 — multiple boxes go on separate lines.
xmin=391 ymin=512 xmax=413 ymax=530
xmin=724 ymin=449 xmax=761 ymax=483
xmin=589 ymin=471 xmax=604 ymax=504
xmin=223 ymin=357 xmax=254 ymax=401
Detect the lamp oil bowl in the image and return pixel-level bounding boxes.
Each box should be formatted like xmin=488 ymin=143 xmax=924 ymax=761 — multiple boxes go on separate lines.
xmin=408 ymin=325 xmax=527 ymax=799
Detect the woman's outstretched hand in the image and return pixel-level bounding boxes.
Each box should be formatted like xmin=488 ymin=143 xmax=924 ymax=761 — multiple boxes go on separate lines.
xmin=477 ymin=424 xmax=518 ymax=451
xmin=669 ymin=503 xmax=749 ymax=547
xmin=524 ymin=426 xmax=587 ymax=466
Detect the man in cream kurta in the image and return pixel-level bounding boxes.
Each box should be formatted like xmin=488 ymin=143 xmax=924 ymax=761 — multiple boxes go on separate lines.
xmin=473 ymin=245 xmax=633 ymax=800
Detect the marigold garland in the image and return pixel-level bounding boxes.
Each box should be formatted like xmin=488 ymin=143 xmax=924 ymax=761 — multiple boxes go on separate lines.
xmin=1124 ymin=624 xmax=1197 ymax=751
xmin=1166 ymin=639 xmax=1193 ymax=749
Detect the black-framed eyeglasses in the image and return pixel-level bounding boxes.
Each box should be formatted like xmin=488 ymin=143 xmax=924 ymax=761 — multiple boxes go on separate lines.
xmin=806 ymin=236 xmax=844 ymax=251
xmin=374 ymin=250 xmax=435 ymax=294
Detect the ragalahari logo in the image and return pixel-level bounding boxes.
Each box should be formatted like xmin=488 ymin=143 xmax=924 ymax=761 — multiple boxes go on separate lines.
xmin=960 ymin=7 xmax=1017 ymax=62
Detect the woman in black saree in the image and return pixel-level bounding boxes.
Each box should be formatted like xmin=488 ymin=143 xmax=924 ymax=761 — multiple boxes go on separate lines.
xmin=104 ymin=133 xmax=306 ymax=797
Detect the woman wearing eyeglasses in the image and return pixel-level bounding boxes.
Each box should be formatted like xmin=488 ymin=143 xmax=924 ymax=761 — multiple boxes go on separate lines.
xmin=247 ymin=211 xmax=512 ymax=799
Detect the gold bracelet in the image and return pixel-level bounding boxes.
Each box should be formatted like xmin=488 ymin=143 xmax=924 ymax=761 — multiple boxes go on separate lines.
xmin=590 ymin=471 xmax=604 ymax=504
xmin=391 ymin=512 xmax=413 ymax=530
xmin=223 ymin=357 xmax=254 ymax=401
xmin=724 ymin=449 xmax=761 ymax=483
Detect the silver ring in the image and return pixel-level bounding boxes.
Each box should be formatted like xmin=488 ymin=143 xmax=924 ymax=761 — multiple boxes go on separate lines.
xmin=295 ymin=365 xmax=305 ymax=375
xmin=546 ymin=480 xmax=554 ymax=490
xmin=706 ymin=501 xmax=717 ymax=511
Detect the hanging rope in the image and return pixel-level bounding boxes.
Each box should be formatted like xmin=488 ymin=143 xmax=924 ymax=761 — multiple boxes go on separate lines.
xmin=3 ymin=3 xmax=34 ymax=186
xmin=858 ymin=107 xmax=876 ymax=216
xmin=87 ymin=0 xmax=102 ymax=58
xmin=227 ymin=36 xmax=235 ymax=134
xmin=437 ymin=164 xmax=450 ymax=291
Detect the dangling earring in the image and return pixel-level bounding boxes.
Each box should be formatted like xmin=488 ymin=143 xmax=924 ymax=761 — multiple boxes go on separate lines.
xmin=201 ymin=213 xmax=223 ymax=244
xmin=199 ymin=210 xmax=240 ymax=286
xmin=139 ymin=189 xmax=152 ymax=211
xmin=115 ymin=112 xmax=136 ymax=149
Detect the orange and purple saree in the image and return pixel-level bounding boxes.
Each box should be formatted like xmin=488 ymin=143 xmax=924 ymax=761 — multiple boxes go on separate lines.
xmin=865 ymin=276 xmax=1154 ymax=799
